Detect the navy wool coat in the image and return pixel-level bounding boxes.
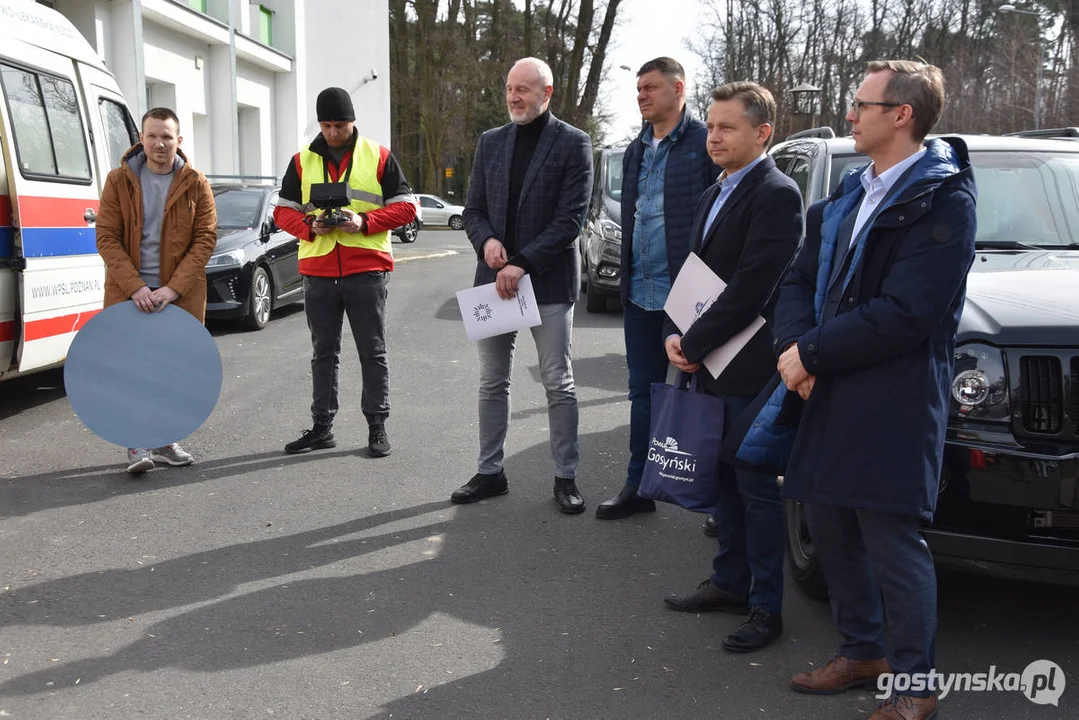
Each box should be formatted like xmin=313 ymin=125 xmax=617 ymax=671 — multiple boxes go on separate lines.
xmin=619 ymin=111 xmax=719 ymax=305
xmin=463 ymin=113 xmax=593 ymax=304
xmin=769 ymin=137 xmax=977 ymax=521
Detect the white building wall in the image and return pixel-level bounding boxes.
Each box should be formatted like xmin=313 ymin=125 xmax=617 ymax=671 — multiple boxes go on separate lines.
xmin=44 ymin=0 xmax=391 ymax=180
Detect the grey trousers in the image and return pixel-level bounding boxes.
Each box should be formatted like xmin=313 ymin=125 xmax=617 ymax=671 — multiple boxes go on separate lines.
xmin=303 ymin=273 xmax=389 ymax=427
xmin=477 ymin=302 xmax=579 ymax=478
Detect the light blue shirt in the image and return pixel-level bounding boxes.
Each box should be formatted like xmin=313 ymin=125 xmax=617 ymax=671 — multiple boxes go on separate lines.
xmin=701 ymin=152 xmax=769 ymax=246
xmin=850 ymin=148 xmax=926 ymax=243
xmin=628 ymin=110 xmax=692 ymax=311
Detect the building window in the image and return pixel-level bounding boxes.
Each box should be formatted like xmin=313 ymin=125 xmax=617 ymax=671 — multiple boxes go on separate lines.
xmin=188 ymin=0 xmax=206 ymax=12
xmin=258 ymin=6 xmax=273 ymax=46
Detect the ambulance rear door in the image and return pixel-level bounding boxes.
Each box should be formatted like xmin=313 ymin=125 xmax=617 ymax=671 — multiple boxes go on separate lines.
xmin=0 ymin=45 xmax=105 ymax=374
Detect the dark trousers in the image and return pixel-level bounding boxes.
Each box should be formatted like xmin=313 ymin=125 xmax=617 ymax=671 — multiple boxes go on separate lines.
xmin=303 ymin=272 xmax=389 ymax=427
xmin=710 ymin=393 xmax=786 ymax=615
xmin=623 ymin=302 xmax=670 ymax=488
xmin=804 ymin=503 xmax=937 ymax=691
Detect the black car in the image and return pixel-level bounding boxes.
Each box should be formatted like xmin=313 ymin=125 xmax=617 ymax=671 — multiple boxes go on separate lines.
xmin=768 ymin=129 xmax=1079 ymax=594
xmin=578 ymin=145 xmax=625 ymax=312
xmin=205 ymin=185 xmax=303 ymax=330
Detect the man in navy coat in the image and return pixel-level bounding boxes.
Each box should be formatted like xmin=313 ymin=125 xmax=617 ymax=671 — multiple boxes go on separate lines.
xmin=451 ymin=57 xmax=593 ymax=515
xmin=774 ymin=61 xmax=977 ymax=719
xmin=661 ymin=82 xmax=803 ymax=653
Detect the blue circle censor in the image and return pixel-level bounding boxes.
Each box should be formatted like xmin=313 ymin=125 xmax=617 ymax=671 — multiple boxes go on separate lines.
xmin=64 ymin=301 xmax=223 ymax=449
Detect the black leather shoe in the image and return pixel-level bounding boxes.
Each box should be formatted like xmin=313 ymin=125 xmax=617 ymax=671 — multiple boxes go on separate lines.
xmin=703 ymin=515 xmax=717 ymax=537
xmin=595 ymin=485 xmax=656 ymax=519
xmin=450 ymin=471 xmax=508 ymax=504
xmin=664 ymin=578 xmax=749 ymax=614
xmin=723 ymin=606 xmax=783 ymax=653
xmin=285 ymin=424 xmax=336 ymax=454
xmin=368 ymin=424 xmax=391 ymax=457
xmin=554 ymin=477 xmax=585 ymax=514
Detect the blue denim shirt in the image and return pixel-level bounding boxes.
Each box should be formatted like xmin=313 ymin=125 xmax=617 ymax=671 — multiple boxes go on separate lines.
xmin=628 ymin=111 xmax=690 ymax=310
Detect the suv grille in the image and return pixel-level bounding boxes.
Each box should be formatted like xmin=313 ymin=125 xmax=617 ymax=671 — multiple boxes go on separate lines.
xmin=1072 ymin=358 xmax=1079 ymax=434
xmin=1019 ymin=356 xmax=1064 ymax=434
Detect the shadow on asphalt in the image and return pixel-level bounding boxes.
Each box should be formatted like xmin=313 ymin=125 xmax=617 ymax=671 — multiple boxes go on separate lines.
xmin=2 ymin=421 xmax=1077 ymax=717
xmin=0 ymin=449 xmax=361 ymax=519
xmin=0 ymin=368 xmax=67 ymax=421
xmin=206 ymin=303 xmax=306 ymax=337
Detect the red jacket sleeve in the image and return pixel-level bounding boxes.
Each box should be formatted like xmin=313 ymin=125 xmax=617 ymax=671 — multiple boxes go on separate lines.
xmin=275 ymin=154 xmax=314 ymax=241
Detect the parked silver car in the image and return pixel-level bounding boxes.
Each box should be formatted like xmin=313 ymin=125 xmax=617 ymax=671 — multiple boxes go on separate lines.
xmin=417 ymin=193 xmax=465 ymax=229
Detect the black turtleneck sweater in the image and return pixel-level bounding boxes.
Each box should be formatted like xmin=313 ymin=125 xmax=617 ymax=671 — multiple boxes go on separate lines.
xmin=505 ymin=109 xmax=551 ymax=265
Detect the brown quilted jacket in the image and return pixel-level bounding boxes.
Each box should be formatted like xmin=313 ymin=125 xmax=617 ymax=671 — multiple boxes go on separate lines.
xmin=95 ymin=145 xmax=217 ymax=322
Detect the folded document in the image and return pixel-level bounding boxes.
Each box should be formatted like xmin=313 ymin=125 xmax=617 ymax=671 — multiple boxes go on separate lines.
xmin=663 ymin=252 xmax=766 ymax=379
xmin=456 ymin=275 xmax=542 ymax=340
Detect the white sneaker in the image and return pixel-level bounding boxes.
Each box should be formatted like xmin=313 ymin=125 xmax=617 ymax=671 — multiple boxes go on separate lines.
xmin=126 ymin=448 xmax=154 ymax=474
xmin=151 ymin=443 xmax=195 ymax=466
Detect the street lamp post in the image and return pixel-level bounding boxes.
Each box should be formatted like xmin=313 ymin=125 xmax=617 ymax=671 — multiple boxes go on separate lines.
xmin=998 ymin=3 xmax=1044 ymax=130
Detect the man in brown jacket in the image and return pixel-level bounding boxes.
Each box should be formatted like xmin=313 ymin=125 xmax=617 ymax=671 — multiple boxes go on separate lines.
xmin=95 ymin=106 xmax=217 ymax=474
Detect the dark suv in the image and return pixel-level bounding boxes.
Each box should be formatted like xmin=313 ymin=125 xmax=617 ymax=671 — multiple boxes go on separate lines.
xmin=770 ymin=128 xmax=1079 ymax=596
xmin=578 ymin=145 xmax=625 ymax=312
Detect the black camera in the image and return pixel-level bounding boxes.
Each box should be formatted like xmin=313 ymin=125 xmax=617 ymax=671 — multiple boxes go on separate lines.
xmin=309 ymin=181 xmax=354 ymax=227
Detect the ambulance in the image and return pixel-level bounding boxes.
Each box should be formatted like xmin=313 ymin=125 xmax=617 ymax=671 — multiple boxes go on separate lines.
xmin=0 ymin=0 xmax=139 ymax=381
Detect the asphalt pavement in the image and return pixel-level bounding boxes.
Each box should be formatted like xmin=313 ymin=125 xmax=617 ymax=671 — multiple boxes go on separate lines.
xmin=1 ymin=229 xmax=1076 ymax=719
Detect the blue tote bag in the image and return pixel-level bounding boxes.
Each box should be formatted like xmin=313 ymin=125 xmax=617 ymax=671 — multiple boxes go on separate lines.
xmin=638 ymin=371 xmax=725 ymax=513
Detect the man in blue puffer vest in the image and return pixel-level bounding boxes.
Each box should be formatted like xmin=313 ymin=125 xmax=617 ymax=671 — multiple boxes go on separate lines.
xmin=596 ymin=57 xmax=720 ymax=520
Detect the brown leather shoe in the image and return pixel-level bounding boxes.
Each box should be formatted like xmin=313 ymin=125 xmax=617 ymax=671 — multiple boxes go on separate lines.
xmin=870 ymin=694 xmax=938 ymax=719
xmin=790 ymin=656 xmax=892 ymax=695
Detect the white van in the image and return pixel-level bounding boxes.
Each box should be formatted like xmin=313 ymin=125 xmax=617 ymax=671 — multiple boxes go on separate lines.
xmin=0 ymin=0 xmax=139 ymax=381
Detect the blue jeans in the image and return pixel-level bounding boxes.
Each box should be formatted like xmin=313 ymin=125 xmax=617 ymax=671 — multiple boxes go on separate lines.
xmin=477 ymin=303 xmax=579 ymax=478
xmin=710 ymin=393 xmax=785 ymax=615
xmin=804 ymin=503 xmax=937 ymax=691
xmin=622 ymin=302 xmax=670 ymax=488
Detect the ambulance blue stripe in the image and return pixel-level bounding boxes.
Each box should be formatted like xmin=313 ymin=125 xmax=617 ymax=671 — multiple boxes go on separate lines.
xmin=0 ymin=228 xmax=12 ymax=258
xmin=19 ymin=227 xmax=98 ymax=257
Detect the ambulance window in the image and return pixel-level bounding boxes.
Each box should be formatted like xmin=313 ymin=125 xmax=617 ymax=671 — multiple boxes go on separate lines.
xmin=0 ymin=64 xmax=91 ymax=182
xmin=99 ymin=99 xmax=138 ymax=169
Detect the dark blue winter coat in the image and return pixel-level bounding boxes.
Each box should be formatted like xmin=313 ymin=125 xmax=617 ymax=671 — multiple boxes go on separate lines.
xmin=618 ymin=109 xmax=719 ymax=304
xmin=728 ymin=137 xmax=977 ymax=521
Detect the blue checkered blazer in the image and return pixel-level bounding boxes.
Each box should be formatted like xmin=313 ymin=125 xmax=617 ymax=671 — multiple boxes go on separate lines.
xmin=463 ymin=113 xmax=593 ymax=304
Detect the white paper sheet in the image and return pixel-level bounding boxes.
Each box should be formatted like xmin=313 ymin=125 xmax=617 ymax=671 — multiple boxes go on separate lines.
xmin=456 ymin=274 xmax=543 ymax=340
xmin=663 ymin=252 xmax=766 ymax=379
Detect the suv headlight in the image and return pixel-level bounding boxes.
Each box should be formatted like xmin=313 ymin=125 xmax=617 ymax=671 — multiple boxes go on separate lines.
xmin=950 ymin=343 xmax=1010 ymax=422
xmin=599 ymin=217 xmax=621 ymax=243
xmin=207 ymin=249 xmax=245 ymax=268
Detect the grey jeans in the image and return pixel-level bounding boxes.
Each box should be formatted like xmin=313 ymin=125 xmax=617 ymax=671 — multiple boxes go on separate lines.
xmin=303 ymin=273 xmax=389 ymax=427
xmin=477 ymin=302 xmax=579 ymax=478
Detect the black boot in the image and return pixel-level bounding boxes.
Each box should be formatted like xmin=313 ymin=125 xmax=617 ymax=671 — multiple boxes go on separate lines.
xmin=722 ymin=607 xmax=783 ymax=652
xmin=451 ymin=471 xmax=509 ymax=504
xmin=553 ymin=477 xmax=585 ymax=514
xmin=368 ymin=423 xmax=391 ymax=457
xmin=285 ymin=424 xmax=336 ymax=454
xmin=595 ymin=485 xmax=656 ymax=520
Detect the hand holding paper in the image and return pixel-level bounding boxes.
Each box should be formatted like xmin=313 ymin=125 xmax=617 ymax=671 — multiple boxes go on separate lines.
xmin=663 ymin=252 xmax=766 ymax=380
xmin=456 ymin=274 xmax=542 ymax=341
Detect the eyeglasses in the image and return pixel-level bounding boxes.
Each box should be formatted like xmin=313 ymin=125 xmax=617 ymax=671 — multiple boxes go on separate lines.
xmin=848 ymin=98 xmax=902 ymax=117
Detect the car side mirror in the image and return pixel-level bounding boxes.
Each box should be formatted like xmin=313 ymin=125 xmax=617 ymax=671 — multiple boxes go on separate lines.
xmin=261 ymin=218 xmax=276 ymax=241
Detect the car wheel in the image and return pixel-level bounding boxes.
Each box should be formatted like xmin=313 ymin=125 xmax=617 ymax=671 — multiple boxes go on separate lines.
xmin=400 ymin=220 xmax=418 ymax=243
xmin=449 ymin=215 xmax=464 ymax=230
xmin=244 ymin=266 xmax=273 ymax=331
xmin=784 ymin=497 xmax=830 ymax=600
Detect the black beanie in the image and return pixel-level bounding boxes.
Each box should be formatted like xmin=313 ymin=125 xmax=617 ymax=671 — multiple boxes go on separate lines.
xmin=316 ymin=87 xmax=355 ymax=122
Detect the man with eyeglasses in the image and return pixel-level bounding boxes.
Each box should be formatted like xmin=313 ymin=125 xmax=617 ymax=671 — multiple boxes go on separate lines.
xmin=767 ymin=61 xmax=977 ymax=718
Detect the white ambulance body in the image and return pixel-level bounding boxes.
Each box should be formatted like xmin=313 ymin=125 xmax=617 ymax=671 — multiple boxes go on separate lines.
xmin=0 ymin=0 xmax=139 ymax=381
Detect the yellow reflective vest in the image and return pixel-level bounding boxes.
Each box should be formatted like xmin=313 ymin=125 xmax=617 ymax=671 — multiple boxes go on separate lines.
xmin=298 ymin=136 xmax=391 ymax=260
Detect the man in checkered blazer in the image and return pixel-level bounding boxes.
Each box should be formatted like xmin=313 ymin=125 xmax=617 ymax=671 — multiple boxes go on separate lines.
xmin=450 ymin=57 xmax=594 ymax=515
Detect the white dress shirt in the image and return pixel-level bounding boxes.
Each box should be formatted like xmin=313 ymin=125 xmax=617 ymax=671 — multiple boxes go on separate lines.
xmin=850 ymin=148 xmax=926 ymax=245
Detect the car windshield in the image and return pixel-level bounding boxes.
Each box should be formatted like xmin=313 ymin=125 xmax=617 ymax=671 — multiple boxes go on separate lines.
xmin=829 ymin=150 xmax=1079 ymax=248
xmin=213 ymin=188 xmax=265 ymax=229
xmin=605 ymin=151 xmax=624 ymax=201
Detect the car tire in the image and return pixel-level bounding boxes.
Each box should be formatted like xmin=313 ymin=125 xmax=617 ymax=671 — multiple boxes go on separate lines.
xmin=400 ymin=220 xmax=419 ymax=243
xmin=785 ymin=497 xmax=830 ymax=601
xmin=449 ymin=215 xmax=464 ymax=230
xmin=244 ymin=266 xmax=273 ymax=331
